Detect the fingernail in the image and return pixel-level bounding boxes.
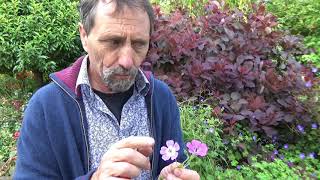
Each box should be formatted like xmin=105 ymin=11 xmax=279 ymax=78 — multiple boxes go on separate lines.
xmin=174 ymin=168 xmax=182 ymax=177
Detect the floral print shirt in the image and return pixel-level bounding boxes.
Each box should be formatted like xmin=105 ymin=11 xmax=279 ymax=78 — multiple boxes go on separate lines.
xmin=76 ymin=56 xmax=151 ymax=179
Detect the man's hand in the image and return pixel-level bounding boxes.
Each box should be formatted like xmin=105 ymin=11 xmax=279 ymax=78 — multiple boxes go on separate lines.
xmin=91 ymin=136 xmax=155 ymax=180
xmin=159 ymin=162 xmax=200 ymax=180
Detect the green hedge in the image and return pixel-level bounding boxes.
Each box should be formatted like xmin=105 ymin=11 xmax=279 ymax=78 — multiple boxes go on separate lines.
xmin=266 ymin=0 xmax=320 ymax=67
xmin=0 ymin=0 xmax=82 ymax=82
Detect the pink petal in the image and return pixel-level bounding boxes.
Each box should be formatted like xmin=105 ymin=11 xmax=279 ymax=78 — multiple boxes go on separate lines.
xmin=186 ymin=142 xmax=192 ymax=149
xmin=166 ymin=140 xmax=174 ymax=147
xmin=191 ymin=140 xmax=201 ymax=147
xmin=197 ymin=143 xmax=208 ymax=157
xmin=173 ymin=142 xmax=180 ymax=151
xmin=186 ymin=141 xmax=196 ymax=154
xmin=160 ymin=147 xmax=167 ymax=155
xmin=162 ymin=154 xmax=170 ymax=161
xmin=171 ymin=152 xmax=179 ymax=160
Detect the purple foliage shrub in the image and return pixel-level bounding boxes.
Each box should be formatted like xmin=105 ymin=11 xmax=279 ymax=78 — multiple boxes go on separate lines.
xmin=145 ymin=2 xmax=318 ymax=137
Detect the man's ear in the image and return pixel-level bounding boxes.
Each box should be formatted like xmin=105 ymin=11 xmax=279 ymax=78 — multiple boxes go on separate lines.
xmin=79 ymin=23 xmax=88 ymax=52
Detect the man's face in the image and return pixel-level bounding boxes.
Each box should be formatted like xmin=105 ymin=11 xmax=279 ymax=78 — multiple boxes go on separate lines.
xmin=79 ymin=1 xmax=150 ymax=93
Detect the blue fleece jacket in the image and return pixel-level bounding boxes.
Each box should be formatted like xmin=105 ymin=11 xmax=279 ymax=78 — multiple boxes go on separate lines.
xmin=14 ymin=57 xmax=186 ymax=180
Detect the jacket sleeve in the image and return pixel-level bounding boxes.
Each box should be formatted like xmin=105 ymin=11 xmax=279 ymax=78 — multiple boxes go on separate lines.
xmin=13 ymin=94 xmax=94 ymax=180
xmin=74 ymin=169 xmax=96 ymax=180
xmin=14 ymin=95 xmax=62 ymax=179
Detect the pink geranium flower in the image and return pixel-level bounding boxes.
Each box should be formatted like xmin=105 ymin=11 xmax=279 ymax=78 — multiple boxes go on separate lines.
xmin=186 ymin=140 xmax=208 ymax=157
xmin=160 ymin=140 xmax=180 ymax=161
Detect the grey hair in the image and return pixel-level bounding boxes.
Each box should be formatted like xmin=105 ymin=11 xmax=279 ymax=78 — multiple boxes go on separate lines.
xmin=78 ymin=0 xmax=154 ymax=35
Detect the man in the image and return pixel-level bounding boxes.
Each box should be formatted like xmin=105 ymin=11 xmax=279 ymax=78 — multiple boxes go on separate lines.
xmin=14 ymin=0 xmax=200 ymax=179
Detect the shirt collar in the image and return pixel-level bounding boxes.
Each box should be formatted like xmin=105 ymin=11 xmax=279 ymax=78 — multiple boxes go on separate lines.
xmin=76 ymin=55 xmax=150 ymax=96
xmin=76 ymin=55 xmax=91 ymax=90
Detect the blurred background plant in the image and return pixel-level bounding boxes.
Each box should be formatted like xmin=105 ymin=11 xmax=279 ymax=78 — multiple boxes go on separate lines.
xmin=265 ymin=0 xmax=320 ymax=68
xmin=0 ymin=0 xmax=82 ymax=86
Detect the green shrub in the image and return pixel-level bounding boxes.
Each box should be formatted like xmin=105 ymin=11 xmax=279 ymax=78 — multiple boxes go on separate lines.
xmin=151 ymin=0 xmax=258 ymax=16
xmin=266 ymin=0 xmax=320 ymax=37
xmin=266 ymin=0 xmax=320 ymax=67
xmin=0 ymin=0 xmax=82 ymax=84
xmin=301 ymin=36 xmax=320 ymax=67
xmin=151 ymin=0 xmax=209 ymax=16
xmin=0 ymin=121 xmax=20 ymax=176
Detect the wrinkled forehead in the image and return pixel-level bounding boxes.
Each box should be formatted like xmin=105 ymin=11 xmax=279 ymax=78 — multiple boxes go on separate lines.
xmin=95 ymin=1 xmax=150 ymax=27
xmin=96 ymin=0 xmax=146 ymax=18
xmin=92 ymin=0 xmax=150 ymax=36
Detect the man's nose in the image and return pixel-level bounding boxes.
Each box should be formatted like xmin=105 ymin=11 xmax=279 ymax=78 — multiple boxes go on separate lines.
xmin=118 ymin=46 xmax=134 ymax=69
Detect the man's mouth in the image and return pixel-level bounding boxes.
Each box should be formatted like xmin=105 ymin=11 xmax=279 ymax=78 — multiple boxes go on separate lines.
xmin=114 ymin=74 xmax=131 ymax=80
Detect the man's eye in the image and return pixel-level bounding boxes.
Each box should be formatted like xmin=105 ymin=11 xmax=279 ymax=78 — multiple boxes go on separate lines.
xmin=133 ymin=42 xmax=147 ymax=49
xmin=103 ymin=39 xmax=122 ymax=48
xmin=109 ymin=40 xmax=121 ymax=46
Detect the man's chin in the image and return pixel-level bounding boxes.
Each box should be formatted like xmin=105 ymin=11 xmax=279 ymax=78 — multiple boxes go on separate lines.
xmin=106 ymin=81 xmax=135 ymax=93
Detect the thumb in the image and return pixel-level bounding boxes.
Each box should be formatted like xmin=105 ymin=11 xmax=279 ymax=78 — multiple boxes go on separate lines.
xmin=174 ymin=168 xmax=200 ymax=180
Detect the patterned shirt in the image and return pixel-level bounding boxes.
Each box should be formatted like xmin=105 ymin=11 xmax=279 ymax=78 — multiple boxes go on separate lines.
xmin=76 ymin=56 xmax=151 ymax=179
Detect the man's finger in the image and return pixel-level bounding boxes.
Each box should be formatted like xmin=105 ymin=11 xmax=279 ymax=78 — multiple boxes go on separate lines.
xmin=137 ymin=146 xmax=153 ymax=157
xmin=107 ymin=178 xmax=130 ymax=180
xmin=173 ymin=168 xmax=200 ymax=180
xmin=101 ymin=161 xmax=141 ymax=178
xmin=112 ymin=136 xmax=155 ymax=149
xmin=167 ymin=173 xmax=182 ymax=180
xmin=159 ymin=162 xmax=181 ymax=179
xmin=105 ymin=148 xmax=151 ymax=170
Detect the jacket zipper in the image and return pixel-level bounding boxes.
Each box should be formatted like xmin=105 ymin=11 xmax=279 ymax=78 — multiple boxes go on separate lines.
xmin=150 ymin=77 xmax=156 ymax=180
xmin=53 ymin=77 xmax=154 ymax=177
xmin=51 ymin=79 xmax=90 ymax=173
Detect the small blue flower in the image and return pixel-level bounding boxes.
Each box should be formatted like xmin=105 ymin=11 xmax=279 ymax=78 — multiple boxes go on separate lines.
xmin=279 ymin=155 xmax=285 ymax=160
xmin=312 ymin=67 xmax=318 ymax=73
xmin=252 ymin=136 xmax=256 ymax=141
xmin=273 ymin=150 xmax=278 ymax=155
xmin=223 ymin=139 xmax=229 ymax=145
xmin=271 ymin=136 xmax=277 ymax=143
xmin=239 ymin=132 xmax=243 ymax=137
xmin=312 ymin=123 xmax=318 ymax=129
xmin=270 ymin=154 xmax=275 ymax=161
xmin=284 ymin=144 xmax=289 ymax=149
xmin=305 ymin=81 xmax=312 ymax=88
xmin=287 ymin=161 xmax=294 ymax=168
xmin=236 ymin=165 xmax=241 ymax=170
xmin=309 ymin=152 xmax=315 ymax=159
xmin=208 ymin=128 xmax=214 ymax=133
xmin=297 ymin=125 xmax=304 ymax=133
xmin=299 ymin=153 xmax=305 ymax=159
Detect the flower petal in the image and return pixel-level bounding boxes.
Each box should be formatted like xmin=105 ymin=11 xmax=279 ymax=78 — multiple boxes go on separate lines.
xmin=160 ymin=147 xmax=167 ymax=155
xmin=173 ymin=142 xmax=180 ymax=151
xmin=191 ymin=140 xmax=201 ymax=147
xmin=186 ymin=141 xmax=196 ymax=154
xmin=166 ymin=140 xmax=174 ymax=147
xmin=162 ymin=154 xmax=170 ymax=161
xmin=197 ymin=143 xmax=208 ymax=156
